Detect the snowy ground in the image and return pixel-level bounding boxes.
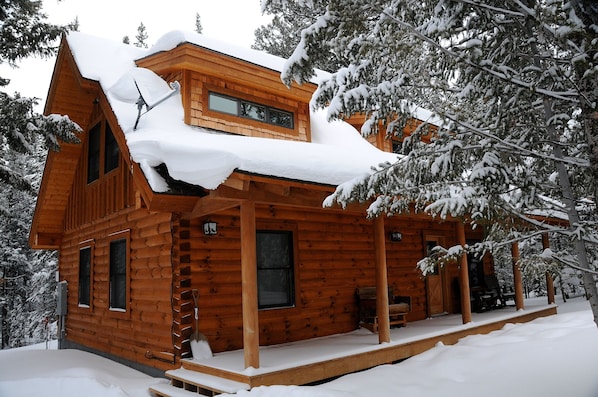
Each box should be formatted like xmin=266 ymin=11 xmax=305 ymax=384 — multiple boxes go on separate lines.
xmin=1 ymin=296 xmax=597 ymax=397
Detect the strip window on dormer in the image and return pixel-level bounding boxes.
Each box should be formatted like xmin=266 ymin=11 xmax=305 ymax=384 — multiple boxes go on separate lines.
xmin=208 ymin=92 xmax=294 ymax=129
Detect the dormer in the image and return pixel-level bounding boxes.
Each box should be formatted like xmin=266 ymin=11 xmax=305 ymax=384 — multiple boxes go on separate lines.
xmin=136 ymin=33 xmax=319 ymax=142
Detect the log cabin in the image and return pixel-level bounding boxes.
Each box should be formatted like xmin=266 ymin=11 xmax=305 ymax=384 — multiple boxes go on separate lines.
xmin=30 ymin=30 xmax=509 ymax=379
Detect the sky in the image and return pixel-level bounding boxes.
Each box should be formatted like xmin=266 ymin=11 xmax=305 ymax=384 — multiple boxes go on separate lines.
xmin=0 ymin=0 xmax=272 ymax=108
xmin=1 ymin=297 xmax=597 ymax=397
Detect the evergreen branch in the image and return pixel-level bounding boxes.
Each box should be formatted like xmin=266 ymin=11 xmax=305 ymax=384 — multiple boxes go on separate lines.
xmin=380 ymin=11 xmax=580 ymax=104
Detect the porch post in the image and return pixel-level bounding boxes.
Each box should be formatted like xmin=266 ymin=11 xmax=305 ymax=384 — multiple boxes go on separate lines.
xmin=240 ymin=200 xmax=259 ymax=369
xmin=511 ymin=242 xmax=525 ymax=310
xmin=542 ymin=233 xmax=555 ymax=304
xmin=373 ymin=216 xmax=391 ymax=343
xmin=456 ymin=222 xmax=472 ymax=324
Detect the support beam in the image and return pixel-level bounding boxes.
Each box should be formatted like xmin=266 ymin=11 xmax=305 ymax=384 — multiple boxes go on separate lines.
xmin=373 ymin=216 xmax=391 ymax=344
xmin=542 ymin=233 xmax=555 ymax=304
xmin=456 ymin=222 xmax=472 ymax=324
xmin=240 ymin=200 xmax=259 ymax=369
xmin=511 ymin=242 xmax=525 ymax=310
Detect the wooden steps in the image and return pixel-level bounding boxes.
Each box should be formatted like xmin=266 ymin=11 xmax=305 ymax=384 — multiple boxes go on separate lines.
xmin=150 ymin=367 xmax=250 ymax=397
xmin=150 ymin=383 xmax=209 ymax=397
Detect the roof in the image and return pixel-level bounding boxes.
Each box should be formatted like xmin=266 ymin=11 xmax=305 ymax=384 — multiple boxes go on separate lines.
xmin=65 ymin=30 xmax=399 ymax=192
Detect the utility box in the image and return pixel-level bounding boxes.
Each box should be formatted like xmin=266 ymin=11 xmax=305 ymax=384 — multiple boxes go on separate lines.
xmin=56 ymin=281 xmax=68 ymax=316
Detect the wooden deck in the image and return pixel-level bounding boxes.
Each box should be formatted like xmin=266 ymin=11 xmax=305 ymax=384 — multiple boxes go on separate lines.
xmin=156 ymin=302 xmax=557 ymax=394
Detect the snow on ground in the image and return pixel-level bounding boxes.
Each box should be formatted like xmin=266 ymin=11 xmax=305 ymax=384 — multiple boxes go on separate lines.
xmin=1 ymin=297 xmax=597 ymax=397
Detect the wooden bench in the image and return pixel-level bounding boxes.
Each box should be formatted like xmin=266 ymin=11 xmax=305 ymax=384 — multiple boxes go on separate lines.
xmin=356 ymin=287 xmax=411 ymax=332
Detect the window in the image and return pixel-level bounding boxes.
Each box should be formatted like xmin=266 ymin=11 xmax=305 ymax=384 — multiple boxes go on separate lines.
xmin=208 ymin=92 xmax=294 ymax=129
xmin=109 ymin=238 xmax=128 ymax=310
xmin=256 ymin=230 xmax=295 ymax=309
xmin=104 ymin=123 xmax=120 ymax=173
xmin=87 ymin=120 xmax=120 ymax=184
xmin=78 ymin=246 xmax=92 ymax=306
xmin=87 ymin=123 xmax=101 ymax=183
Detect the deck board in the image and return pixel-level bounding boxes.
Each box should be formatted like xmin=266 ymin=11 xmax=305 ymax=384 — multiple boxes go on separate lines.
xmin=179 ymin=304 xmax=557 ymax=388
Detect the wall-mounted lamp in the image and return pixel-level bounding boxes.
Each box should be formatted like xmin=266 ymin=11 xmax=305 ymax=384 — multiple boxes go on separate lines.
xmin=202 ymin=220 xmax=218 ymax=236
xmin=389 ymin=231 xmax=403 ymax=242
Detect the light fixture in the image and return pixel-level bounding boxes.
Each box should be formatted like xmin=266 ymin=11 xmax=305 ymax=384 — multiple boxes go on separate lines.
xmin=389 ymin=231 xmax=402 ymax=242
xmin=202 ymin=220 xmax=218 ymax=236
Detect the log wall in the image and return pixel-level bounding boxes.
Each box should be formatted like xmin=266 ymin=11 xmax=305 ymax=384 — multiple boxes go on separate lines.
xmin=184 ymin=204 xmax=471 ymax=354
xmin=60 ymin=208 xmax=176 ymax=370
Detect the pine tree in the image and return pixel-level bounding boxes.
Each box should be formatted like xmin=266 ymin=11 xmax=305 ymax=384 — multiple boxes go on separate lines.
xmin=253 ymin=2 xmax=340 ymax=72
xmin=134 ymin=22 xmax=149 ymax=48
xmin=269 ymin=0 xmax=598 ymax=325
xmin=0 ymin=0 xmax=80 ymax=192
xmin=0 ymin=0 xmax=79 ymax=347
xmin=195 ymin=12 xmax=203 ymax=34
xmin=122 ymin=35 xmax=130 ymax=45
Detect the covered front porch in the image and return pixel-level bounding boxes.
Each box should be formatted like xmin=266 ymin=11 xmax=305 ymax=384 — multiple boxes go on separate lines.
xmin=151 ymin=299 xmax=557 ymax=396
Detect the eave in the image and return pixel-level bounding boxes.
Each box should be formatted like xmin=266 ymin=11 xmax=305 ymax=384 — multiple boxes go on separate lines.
xmin=136 ymin=43 xmax=316 ymax=103
xmin=29 ymin=37 xmax=98 ymax=249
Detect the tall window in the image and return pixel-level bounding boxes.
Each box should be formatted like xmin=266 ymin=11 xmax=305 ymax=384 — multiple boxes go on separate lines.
xmin=104 ymin=123 xmax=119 ymax=173
xmin=109 ymin=238 xmax=128 ymax=310
xmin=87 ymin=123 xmax=101 ymax=183
xmin=256 ymin=230 xmax=295 ymax=309
xmin=87 ymin=120 xmax=120 ymax=184
xmin=208 ymin=92 xmax=294 ymax=129
xmin=78 ymin=246 xmax=92 ymax=306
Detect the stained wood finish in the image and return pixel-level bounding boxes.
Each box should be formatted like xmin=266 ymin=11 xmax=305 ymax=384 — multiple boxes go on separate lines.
xmin=457 ymin=222 xmax=472 ymax=324
xmin=181 ymin=306 xmax=557 ymax=388
xmin=511 ymin=242 xmax=525 ymax=310
xmin=183 ymin=204 xmax=476 ymax=356
xmin=373 ymin=216 xmax=390 ymax=343
xmin=60 ymin=209 xmax=176 ymax=370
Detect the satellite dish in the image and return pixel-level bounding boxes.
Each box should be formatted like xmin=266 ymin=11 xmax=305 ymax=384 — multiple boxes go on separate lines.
xmin=132 ymin=68 xmax=180 ymax=129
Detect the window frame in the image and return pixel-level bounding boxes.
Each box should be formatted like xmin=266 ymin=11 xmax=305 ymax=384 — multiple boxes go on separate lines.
xmin=77 ymin=242 xmax=94 ymax=308
xmin=86 ymin=119 xmax=120 ymax=185
xmin=208 ymin=91 xmax=295 ymax=130
xmin=86 ymin=122 xmax=101 ymax=183
xmin=256 ymin=229 xmax=296 ymax=310
xmin=104 ymin=122 xmax=120 ymax=174
xmin=108 ymin=230 xmax=130 ymax=313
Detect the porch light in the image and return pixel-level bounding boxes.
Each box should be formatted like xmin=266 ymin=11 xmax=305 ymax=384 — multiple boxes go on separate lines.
xmin=202 ymin=220 xmax=218 ymax=236
xmin=389 ymin=231 xmax=402 ymax=242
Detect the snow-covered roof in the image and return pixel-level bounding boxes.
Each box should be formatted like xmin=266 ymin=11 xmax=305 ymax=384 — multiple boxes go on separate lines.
xmin=66 ymin=31 xmax=398 ymax=192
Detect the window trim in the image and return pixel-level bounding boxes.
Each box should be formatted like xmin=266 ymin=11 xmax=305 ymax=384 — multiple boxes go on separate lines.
xmin=77 ymin=241 xmax=94 ymax=309
xmin=209 ymin=91 xmax=295 ymax=129
xmin=256 ymin=228 xmax=297 ymax=310
xmin=86 ymin=118 xmax=120 ymax=185
xmin=108 ymin=230 xmax=130 ymax=314
xmin=86 ymin=122 xmax=101 ymax=184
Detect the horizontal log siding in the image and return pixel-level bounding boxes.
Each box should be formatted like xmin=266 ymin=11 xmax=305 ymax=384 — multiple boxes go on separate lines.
xmin=187 ymin=205 xmax=464 ymax=353
xmin=60 ymin=209 xmax=175 ymax=370
xmin=188 ymin=71 xmax=310 ymax=142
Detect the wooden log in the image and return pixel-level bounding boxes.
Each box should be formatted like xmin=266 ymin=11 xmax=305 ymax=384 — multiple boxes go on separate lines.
xmin=240 ymin=201 xmax=259 ymax=369
xmin=457 ymin=222 xmax=472 ymax=324
xmin=511 ymin=242 xmax=525 ymax=310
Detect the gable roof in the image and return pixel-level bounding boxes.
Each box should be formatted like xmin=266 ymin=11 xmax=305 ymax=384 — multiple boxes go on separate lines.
xmin=65 ymin=30 xmax=398 ymax=192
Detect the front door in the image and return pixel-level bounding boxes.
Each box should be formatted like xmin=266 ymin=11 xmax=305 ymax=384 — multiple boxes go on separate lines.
xmin=425 ymin=237 xmax=447 ymax=317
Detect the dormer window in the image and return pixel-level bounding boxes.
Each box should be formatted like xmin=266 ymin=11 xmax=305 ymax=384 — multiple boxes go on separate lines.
xmin=208 ymin=92 xmax=294 ymax=129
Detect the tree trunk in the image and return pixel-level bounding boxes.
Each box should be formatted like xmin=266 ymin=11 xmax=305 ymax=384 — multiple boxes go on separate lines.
xmin=520 ymin=4 xmax=598 ymax=326
xmin=544 ymin=95 xmax=598 ymax=327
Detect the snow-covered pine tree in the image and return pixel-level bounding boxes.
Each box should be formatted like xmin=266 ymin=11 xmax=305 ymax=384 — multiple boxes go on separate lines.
xmin=195 ymin=12 xmax=203 ymax=34
xmin=267 ymin=0 xmax=598 ymax=325
xmin=134 ymin=22 xmax=149 ymax=48
xmin=0 ymin=0 xmax=80 ymax=192
xmin=0 ymin=0 xmax=79 ymax=347
xmin=0 ymin=137 xmax=56 ymax=348
xmin=254 ymin=1 xmax=341 ymax=72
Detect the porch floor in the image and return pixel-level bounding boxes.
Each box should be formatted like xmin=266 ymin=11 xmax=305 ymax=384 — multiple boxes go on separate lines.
xmin=180 ymin=300 xmax=557 ymax=389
